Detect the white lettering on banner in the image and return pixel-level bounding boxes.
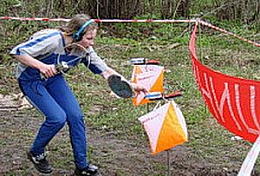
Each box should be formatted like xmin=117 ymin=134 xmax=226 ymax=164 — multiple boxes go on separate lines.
xmin=208 ymin=75 xmax=241 ymax=131
xmin=222 ymin=82 xmax=242 ymax=131
xmin=193 ymin=65 xmax=244 ymax=130
xmin=235 ymin=85 xmax=260 ymax=134
xmin=215 ymin=82 xmax=230 ymax=123
xmin=193 ymin=64 xmax=221 ymax=121
xmin=203 ymin=73 xmax=221 ymax=121
xmin=250 ymin=86 xmax=260 ymax=131
xmin=192 ymin=64 xmax=220 ymax=121
xmin=193 ymin=62 xmax=260 ymax=135
xmin=192 ymin=62 xmax=220 ymax=121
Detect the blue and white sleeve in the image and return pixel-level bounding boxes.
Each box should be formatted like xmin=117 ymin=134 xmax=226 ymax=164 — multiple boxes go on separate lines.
xmin=10 ymin=31 xmax=61 ymax=59
xmin=83 ymin=47 xmax=108 ymax=74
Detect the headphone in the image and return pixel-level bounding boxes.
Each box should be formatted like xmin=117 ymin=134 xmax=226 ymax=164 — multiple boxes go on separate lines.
xmin=72 ymin=19 xmax=95 ymax=41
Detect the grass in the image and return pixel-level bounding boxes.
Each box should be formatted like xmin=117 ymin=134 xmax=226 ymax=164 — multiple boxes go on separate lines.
xmin=1 ymin=20 xmax=260 ymax=174
xmin=2 ymin=20 xmax=260 ymax=129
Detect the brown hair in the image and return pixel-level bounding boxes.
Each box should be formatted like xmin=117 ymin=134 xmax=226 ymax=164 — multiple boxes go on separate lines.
xmin=57 ymin=14 xmax=97 ymax=36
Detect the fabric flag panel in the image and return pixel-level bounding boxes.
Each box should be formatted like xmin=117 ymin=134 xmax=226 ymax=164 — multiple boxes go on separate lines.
xmin=132 ymin=65 xmax=164 ymax=106
xmin=138 ymin=101 xmax=188 ymax=154
xmin=190 ymin=24 xmax=260 ymax=143
xmin=190 ymin=24 xmax=260 ymax=176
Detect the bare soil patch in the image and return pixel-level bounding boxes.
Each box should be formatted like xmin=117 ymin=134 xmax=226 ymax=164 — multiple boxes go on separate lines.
xmin=0 ymin=94 xmax=260 ymax=176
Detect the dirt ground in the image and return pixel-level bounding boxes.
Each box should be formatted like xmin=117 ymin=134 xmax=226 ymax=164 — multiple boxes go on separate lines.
xmin=0 ymin=94 xmax=260 ymax=176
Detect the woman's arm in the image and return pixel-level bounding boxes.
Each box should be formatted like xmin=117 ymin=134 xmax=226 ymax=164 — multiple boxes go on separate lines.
xmin=100 ymin=67 xmax=120 ymax=79
xmin=101 ymin=67 xmax=148 ymax=94
xmin=13 ymin=55 xmax=56 ymax=78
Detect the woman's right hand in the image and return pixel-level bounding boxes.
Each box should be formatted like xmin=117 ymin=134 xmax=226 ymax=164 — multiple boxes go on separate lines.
xmin=39 ymin=64 xmax=57 ymax=78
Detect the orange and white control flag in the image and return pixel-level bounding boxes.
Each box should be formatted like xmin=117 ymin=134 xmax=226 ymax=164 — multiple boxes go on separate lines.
xmin=138 ymin=101 xmax=188 ymax=154
xmin=132 ymin=65 xmax=164 ymax=106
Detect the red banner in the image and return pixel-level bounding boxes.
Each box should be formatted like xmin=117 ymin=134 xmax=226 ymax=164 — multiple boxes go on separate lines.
xmin=190 ymin=25 xmax=260 ymax=143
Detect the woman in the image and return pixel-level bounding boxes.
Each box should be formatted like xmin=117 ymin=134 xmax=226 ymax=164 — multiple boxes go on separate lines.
xmin=10 ymin=14 xmax=147 ymax=176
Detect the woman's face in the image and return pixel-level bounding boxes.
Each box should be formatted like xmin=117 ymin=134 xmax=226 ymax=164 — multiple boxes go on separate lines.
xmin=77 ymin=29 xmax=97 ymax=48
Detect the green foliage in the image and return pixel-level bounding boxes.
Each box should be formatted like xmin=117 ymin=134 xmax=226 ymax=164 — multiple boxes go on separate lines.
xmin=1 ymin=15 xmax=259 ymax=126
xmin=97 ymin=36 xmax=139 ymax=46
xmin=184 ymin=105 xmax=210 ymax=124
xmin=134 ymin=14 xmax=161 ymax=20
xmin=1 ymin=12 xmax=260 ymax=174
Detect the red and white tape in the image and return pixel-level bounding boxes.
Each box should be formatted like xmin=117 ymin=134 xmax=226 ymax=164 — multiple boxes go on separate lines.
xmin=0 ymin=16 xmax=197 ymax=23
xmin=0 ymin=16 xmax=259 ymax=47
xmin=0 ymin=16 xmax=70 ymax=22
xmin=199 ymin=20 xmax=260 ymax=47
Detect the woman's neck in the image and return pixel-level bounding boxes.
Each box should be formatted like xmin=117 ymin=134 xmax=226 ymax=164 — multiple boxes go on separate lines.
xmin=62 ymin=33 xmax=74 ymax=45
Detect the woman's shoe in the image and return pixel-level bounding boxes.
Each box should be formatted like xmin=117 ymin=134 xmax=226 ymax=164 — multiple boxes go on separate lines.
xmin=27 ymin=151 xmax=52 ymax=173
xmin=74 ymin=164 xmax=98 ymax=176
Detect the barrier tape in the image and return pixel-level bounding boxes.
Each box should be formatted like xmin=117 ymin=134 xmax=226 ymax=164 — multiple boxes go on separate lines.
xmin=0 ymin=16 xmax=197 ymax=23
xmin=0 ymin=16 xmax=70 ymax=22
xmin=199 ymin=20 xmax=260 ymax=47
xmin=1 ymin=16 xmax=259 ymax=47
xmin=94 ymin=19 xmax=197 ymax=23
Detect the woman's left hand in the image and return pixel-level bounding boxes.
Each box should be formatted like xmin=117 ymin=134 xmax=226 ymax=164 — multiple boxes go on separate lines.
xmin=132 ymin=83 xmax=149 ymax=95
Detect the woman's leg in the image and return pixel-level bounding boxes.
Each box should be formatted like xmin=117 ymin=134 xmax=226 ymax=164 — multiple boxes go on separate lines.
xmin=19 ymin=79 xmax=67 ymax=155
xmin=46 ymin=75 xmax=88 ymax=169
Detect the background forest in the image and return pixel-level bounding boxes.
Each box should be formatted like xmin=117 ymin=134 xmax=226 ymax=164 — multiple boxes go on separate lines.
xmin=1 ymin=0 xmax=260 ymax=24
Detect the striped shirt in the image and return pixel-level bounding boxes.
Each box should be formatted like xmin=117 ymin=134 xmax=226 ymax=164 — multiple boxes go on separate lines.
xmin=10 ymin=29 xmax=108 ymax=80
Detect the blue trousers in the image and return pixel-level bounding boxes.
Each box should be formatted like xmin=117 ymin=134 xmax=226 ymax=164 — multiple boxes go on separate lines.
xmin=19 ymin=74 xmax=88 ymax=169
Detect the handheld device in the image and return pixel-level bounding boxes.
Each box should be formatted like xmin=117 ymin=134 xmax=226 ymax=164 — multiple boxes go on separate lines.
xmin=40 ymin=43 xmax=88 ymax=79
xmin=145 ymin=90 xmax=182 ymax=101
xmin=130 ymin=58 xmax=160 ymax=65
xmin=107 ymin=75 xmax=134 ymax=98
